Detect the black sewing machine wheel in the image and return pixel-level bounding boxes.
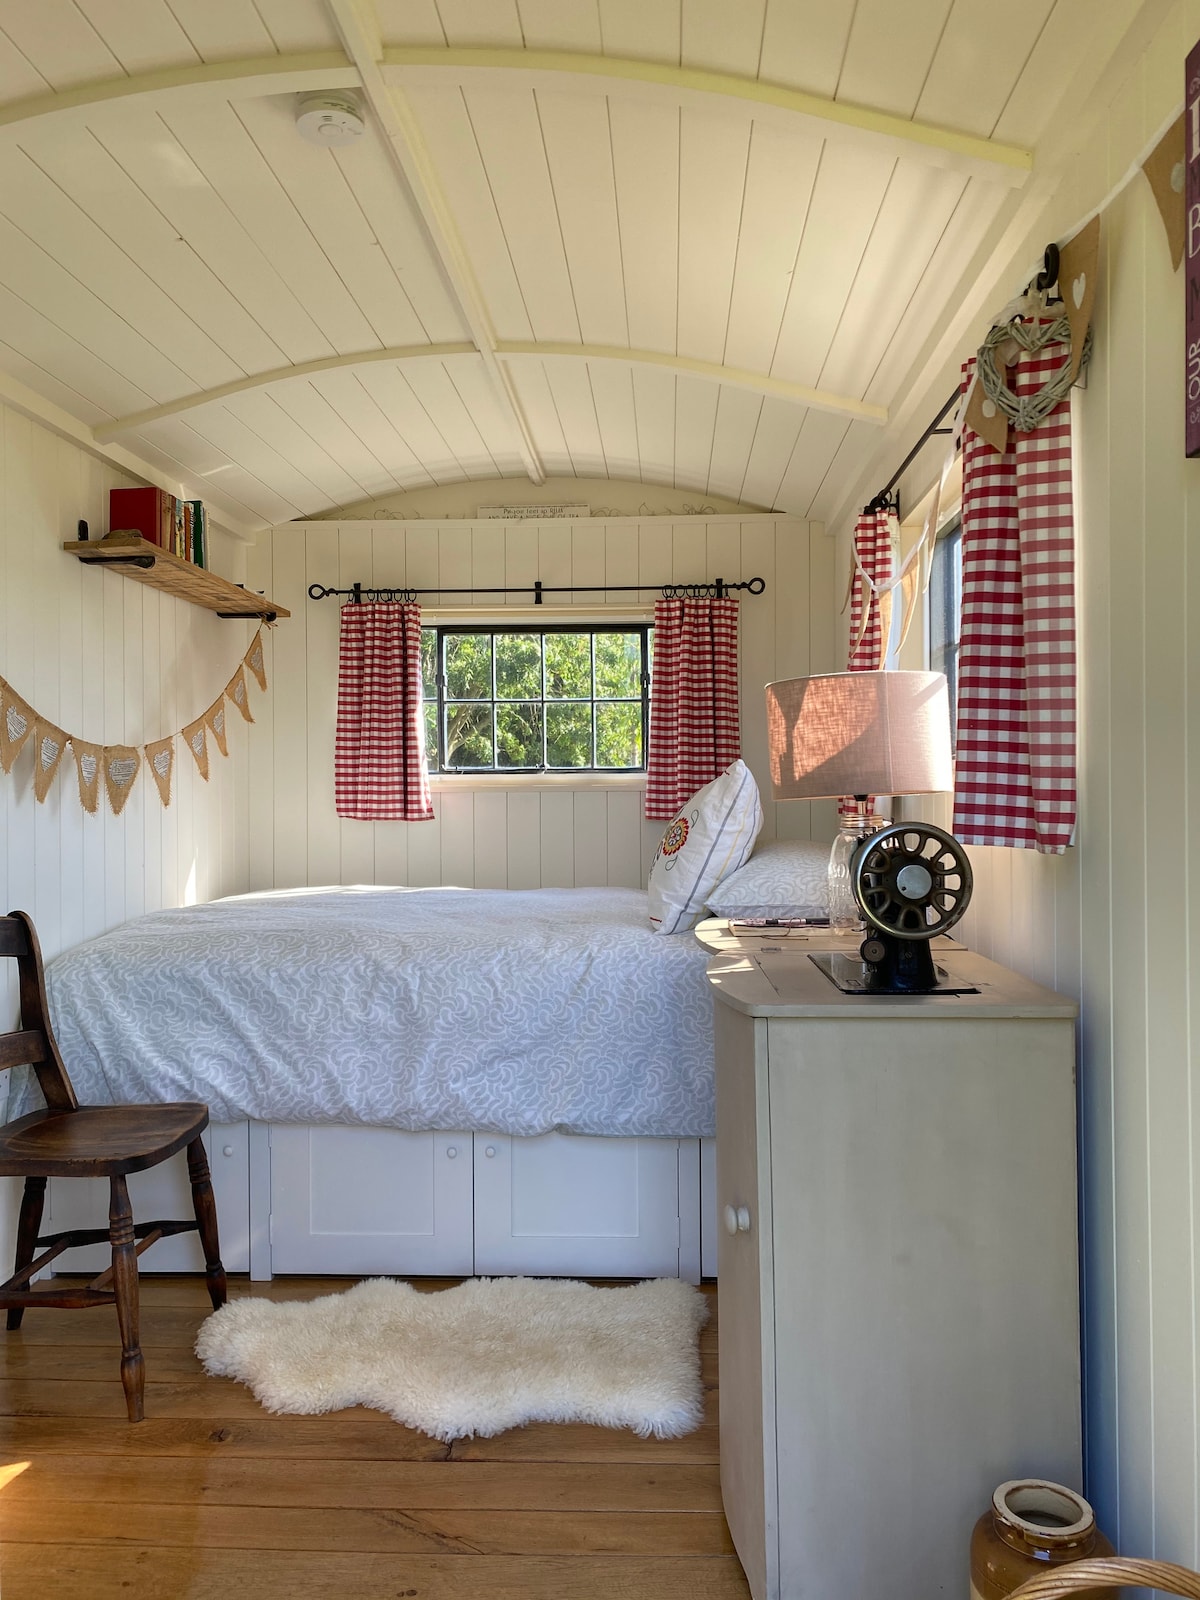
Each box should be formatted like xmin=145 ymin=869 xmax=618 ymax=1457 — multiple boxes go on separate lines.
xmin=851 ymin=822 xmax=973 ymax=941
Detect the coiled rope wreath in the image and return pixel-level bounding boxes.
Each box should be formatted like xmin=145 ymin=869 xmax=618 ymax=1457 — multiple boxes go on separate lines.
xmin=976 ymin=311 xmax=1094 ymax=433
xmin=1007 ymin=1554 xmax=1200 ymax=1597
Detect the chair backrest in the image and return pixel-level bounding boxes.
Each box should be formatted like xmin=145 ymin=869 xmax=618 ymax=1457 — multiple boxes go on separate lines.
xmin=1 ymin=912 xmax=78 ymax=1113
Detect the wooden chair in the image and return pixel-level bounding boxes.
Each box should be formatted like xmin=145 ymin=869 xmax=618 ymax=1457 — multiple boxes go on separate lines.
xmin=0 ymin=909 xmax=225 ymax=1421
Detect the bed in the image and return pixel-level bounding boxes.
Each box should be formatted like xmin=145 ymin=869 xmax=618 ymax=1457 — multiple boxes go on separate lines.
xmin=28 ymin=886 xmax=720 ymax=1284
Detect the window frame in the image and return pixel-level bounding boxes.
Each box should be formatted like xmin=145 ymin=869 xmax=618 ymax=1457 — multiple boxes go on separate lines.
xmin=422 ymin=621 xmax=653 ymax=777
xmin=926 ymin=515 xmax=963 ymax=747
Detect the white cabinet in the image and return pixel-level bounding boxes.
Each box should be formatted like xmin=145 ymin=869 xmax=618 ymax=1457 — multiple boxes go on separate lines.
xmin=710 ymin=946 xmax=1082 ymax=1600
xmin=45 ymin=1121 xmax=251 ymax=1274
xmin=267 ymin=1126 xmax=474 ymax=1276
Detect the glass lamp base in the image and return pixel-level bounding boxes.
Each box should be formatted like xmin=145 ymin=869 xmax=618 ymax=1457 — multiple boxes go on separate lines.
xmin=827 ymin=804 xmax=885 ymax=933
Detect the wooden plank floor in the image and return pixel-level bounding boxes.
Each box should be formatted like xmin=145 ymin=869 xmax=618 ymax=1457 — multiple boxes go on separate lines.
xmin=0 ymin=1276 xmax=749 ymax=1600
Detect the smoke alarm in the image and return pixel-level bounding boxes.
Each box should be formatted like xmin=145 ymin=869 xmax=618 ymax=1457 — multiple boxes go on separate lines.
xmin=295 ymin=91 xmax=365 ymax=147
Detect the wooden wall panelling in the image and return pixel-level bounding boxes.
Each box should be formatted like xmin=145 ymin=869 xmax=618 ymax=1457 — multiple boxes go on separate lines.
xmin=570 ymin=517 xmax=606 ymax=604
xmin=244 ymin=533 xmax=275 ymax=892
xmin=304 ymin=526 xmax=341 ymax=889
xmin=264 ymin=528 xmax=309 ymax=888
xmin=506 ymin=791 xmax=541 ymax=890
xmin=472 ymin=789 xmax=508 ymax=889
xmin=0 ymin=401 xmax=252 ymax=1265
xmin=880 ymin=5 xmax=1200 ymax=1569
xmin=1151 ymin=6 xmax=1200 ymax=1562
xmin=1101 ymin=65 xmax=1153 ymax=1563
xmin=256 ymin=514 xmax=832 ymax=895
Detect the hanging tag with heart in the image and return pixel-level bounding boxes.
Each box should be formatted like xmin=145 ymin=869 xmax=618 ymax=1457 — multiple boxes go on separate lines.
xmin=0 ymin=678 xmax=34 ymax=774
xmin=102 ymin=745 xmax=141 ymax=816
xmin=144 ymin=736 xmax=175 ymax=807
xmin=71 ymin=739 xmax=103 ymax=814
xmin=1141 ymin=112 xmax=1185 ymax=271
xmin=1057 ymin=215 xmax=1100 ymax=383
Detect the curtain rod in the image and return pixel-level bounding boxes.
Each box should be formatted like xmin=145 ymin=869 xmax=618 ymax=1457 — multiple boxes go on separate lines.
xmin=864 ymin=388 xmax=960 ymax=517
xmin=307 ymin=578 xmax=766 ymax=604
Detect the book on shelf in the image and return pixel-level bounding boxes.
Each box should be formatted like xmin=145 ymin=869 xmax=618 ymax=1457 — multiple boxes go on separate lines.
xmin=107 ymin=487 xmax=207 ymax=567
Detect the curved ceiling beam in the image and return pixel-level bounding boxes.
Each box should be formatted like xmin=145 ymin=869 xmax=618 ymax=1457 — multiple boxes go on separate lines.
xmin=93 ymin=341 xmax=886 ymax=440
xmin=92 ymin=344 xmax=477 ymax=442
xmin=326 ymin=0 xmax=547 ymax=486
xmin=382 ymin=48 xmax=1032 ymax=185
xmin=0 ymin=53 xmax=357 ymax=137
xmin=496 ymin=344 xmax=888 ymax=426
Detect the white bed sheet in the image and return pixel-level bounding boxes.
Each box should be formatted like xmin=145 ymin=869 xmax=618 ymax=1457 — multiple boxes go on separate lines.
xmin=32 ymin=886 xmax=716 ymax=1139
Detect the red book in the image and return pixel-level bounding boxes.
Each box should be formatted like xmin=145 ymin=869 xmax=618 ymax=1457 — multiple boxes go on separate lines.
xmin=109 ymin=486 xmax=176 ymax=550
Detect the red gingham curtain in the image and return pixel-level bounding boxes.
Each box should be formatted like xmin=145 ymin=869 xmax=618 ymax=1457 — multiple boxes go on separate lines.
xmin=335 ymin=601 xmax=434 ymax=822
xmin=847 ymin=507 xmax=894 ymax=671
xmin=645 ymin=597 xmax=741 ymax=821
xmin=953 ymin=347 xmax=1076 ymax=853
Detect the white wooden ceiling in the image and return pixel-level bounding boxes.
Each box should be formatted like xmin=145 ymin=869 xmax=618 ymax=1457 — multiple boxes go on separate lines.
xmin=0 ymin=0 xmax=1151 ymax=532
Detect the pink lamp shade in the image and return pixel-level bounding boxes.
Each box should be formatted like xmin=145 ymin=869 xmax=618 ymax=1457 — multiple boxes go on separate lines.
xmin=765 ymin=670 xmax=953 ymax=800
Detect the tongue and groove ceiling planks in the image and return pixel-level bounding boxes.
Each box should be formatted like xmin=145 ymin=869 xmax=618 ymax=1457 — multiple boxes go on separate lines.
xmin=0 ymin=0 xmax=1153 ymax=532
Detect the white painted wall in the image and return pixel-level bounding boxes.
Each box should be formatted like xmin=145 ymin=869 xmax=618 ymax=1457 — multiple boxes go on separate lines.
xmin=0 ymin=404 xmax=253 ymax=1261
xmin=850 ymin=3 xmax=1200 ymax=1569
xmin=245 ymin=514 xmax=838 ymax=890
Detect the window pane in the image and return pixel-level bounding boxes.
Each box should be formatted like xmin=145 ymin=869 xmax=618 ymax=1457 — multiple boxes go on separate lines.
xmin=497 ymin=702 xmax=543 ymax=767
xmin=596 ymin=701 xmax=642 ymax=768
xmin=594 ymin=632 xmax=641 ymax=698
xmin=495 ymin=633 xmax=542 ymax=700
xmin=445 ymin=634 xmax=492 ymax=699
xmin=544 ymin=633 xmax=591 ymax=699
xmin=545 ymin=702 xmax=591 ymax=766
xmin=420 ymin=628 xmax=437 ymax=699
xmin=423 ymin=702 xmax=439 ymax=769
xmin=445 ymin=702 xmax=493 ymax=767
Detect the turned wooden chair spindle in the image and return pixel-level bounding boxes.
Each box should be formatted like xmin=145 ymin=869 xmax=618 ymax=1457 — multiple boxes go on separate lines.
xmin=0 ymin=910 xmax=225 ymax=1421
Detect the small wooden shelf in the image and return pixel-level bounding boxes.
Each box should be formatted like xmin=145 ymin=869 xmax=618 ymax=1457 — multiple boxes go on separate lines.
xmin=63 ymin=534 xmax=289 ymax=621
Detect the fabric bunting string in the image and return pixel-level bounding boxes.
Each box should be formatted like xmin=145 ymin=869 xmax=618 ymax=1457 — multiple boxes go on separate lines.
xmin=0 ymin=625 xmax=269 ymax=816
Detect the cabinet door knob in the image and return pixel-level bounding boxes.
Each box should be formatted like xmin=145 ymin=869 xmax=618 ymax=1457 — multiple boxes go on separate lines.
xmin=484 ymin=1145 xmax=496 ymax=1158
xmin=723 ymin=1203 xmax=752 ymax=1236
xmin=446 ymin=1146 xmax=458 ymax=1159
xmin=221 ymin=1146 xmax=235 ymax=1159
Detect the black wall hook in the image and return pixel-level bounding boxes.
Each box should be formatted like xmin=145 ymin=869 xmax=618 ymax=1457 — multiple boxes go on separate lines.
xmin=1034 ymin=242 xmax=1061 ymax=295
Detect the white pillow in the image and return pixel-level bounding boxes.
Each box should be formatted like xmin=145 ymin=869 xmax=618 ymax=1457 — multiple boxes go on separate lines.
xmin=704 ymin=838 xmax=832 ymax=921
xmin=647 ymin=760 xmax=763 ymax=934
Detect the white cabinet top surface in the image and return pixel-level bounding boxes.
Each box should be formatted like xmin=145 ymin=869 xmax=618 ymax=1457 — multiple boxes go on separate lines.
xmin=706 ymin=944 xmax=1078 ymax=1021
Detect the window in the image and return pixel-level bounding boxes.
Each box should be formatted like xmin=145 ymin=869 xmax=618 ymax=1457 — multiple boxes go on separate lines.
xmin=421 ymin=625 xmax=651 ymax=773
xmin=928 ymin=518 xmax=962 ymax=743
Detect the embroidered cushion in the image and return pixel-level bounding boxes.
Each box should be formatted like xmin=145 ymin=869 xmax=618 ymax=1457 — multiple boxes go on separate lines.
xmin=704 ymin=838 xmax=832 ymax=921
xmin=647 ymin=760 xmax=763 ymax=934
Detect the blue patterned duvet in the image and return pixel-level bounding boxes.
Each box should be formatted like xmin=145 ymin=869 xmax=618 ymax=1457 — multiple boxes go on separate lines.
xmin=37 ymin=886 xmax=715 ymax=1138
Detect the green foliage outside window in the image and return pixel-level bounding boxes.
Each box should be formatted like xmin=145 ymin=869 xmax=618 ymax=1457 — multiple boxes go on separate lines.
xmin=422 ymin=626 xmax=649 ymax=772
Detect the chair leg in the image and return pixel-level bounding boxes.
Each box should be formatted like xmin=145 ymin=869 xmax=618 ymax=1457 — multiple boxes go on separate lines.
xmin=109 ymin=1175 xmax=144 ymax=1423
xmin=7 ymin=1177 xmax=47 ymax=1331
xmin=186 ymin=1137 xmax=226 ymax=1311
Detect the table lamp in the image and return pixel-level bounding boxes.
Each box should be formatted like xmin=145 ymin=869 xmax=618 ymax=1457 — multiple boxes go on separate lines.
xmin=765 ymin=670 xmax=954 ymax=931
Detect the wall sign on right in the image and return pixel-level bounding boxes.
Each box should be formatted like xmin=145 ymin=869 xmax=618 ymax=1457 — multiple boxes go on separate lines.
xmin=1187 ymin=37 xmax=1200 ymax=455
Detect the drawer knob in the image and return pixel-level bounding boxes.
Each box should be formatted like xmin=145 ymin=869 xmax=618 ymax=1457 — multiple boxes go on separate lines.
xmin=221 ymin=1146 xmax=235 ymax=1158
xmin=446 ymin=1146 xmax=458 ymax=1159
xmin=723 ymin=1203 xmax=752 ymax=1236
xmin=485 ymin=1145 xmax=496 ymax=1158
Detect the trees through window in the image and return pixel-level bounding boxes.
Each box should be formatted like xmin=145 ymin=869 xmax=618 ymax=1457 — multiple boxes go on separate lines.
xmin=421 ymin=625 xmax=651 ymax=773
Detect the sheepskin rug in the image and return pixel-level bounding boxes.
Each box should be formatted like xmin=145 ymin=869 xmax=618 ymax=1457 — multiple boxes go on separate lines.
xmin=195 ymin=1275 xmax=708 ymax=1441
